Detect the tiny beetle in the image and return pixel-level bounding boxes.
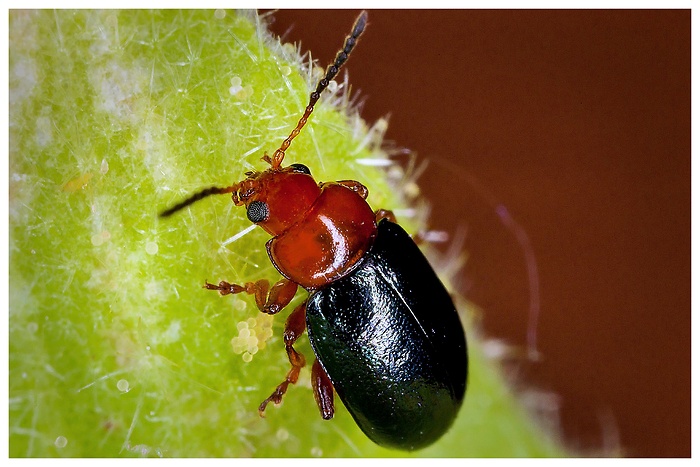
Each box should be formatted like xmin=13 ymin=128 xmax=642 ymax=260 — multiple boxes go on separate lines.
xmin=161 ymin=11 xmax=467 ymax=451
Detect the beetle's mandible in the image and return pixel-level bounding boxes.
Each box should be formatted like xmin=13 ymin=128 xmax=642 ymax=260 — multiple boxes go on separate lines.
xmin=160 ymin=11 xmax=468 ymax=451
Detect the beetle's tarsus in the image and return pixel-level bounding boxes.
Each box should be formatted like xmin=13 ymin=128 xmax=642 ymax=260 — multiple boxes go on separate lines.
xmin=203 ymin=280 xmax=242 ymax=295
xmin=204 ymin=279 xmax=297 ymax=314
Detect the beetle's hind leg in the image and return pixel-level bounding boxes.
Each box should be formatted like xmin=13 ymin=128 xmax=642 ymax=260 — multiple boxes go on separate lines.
xmin=312 ymin=358 xmax=335 ymax=420
xmin=258 ymin=299 xmax=308 ymax=416
xmin=204 ymin=278 xmax=298 ymax=315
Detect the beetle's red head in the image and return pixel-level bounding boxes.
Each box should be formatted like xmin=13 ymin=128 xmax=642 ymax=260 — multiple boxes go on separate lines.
xmin=233 ymin=163 xmax=321 ymax=237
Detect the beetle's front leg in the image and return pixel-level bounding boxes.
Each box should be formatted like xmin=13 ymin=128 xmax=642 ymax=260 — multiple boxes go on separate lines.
xmin=204 ymin=278 xmax=298 ymax=315
xmin=258 ymin=299 xmax=308 ymax=416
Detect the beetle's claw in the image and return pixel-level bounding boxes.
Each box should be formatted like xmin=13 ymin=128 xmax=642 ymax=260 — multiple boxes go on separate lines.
xmin=258 ymin=396 xmax=279 ymax=418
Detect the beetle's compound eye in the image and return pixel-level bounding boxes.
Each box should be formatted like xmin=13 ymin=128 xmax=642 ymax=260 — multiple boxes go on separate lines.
xmin=246 ymin=200 xmax=270 ymax=223
xmin=289 ymin=163 xmax=311 ymax=175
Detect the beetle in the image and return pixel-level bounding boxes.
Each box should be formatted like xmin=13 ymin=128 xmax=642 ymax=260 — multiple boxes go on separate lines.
xmin=160 ymin=11 xmax=467 ymax=451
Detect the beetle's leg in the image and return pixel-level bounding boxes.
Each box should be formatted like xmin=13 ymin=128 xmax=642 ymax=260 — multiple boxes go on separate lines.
xmin=204 ymin=278 xmax=298 ymax=315
xmin=311 ymin=358 xmax=335 ymax=420
xmin=374 ymin=208 xmax=397 ymax=223
xmin=337 ymin=179 xmax=369 ymax=199
xmin=259 ymin=300 xmax=308 ymax=416
xmin=375 ymin=209 xmax=448 ymax=245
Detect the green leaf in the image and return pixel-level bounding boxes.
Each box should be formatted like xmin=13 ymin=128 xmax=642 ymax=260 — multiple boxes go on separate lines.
xmin=9 ymin=9 xmax=564 ymax=457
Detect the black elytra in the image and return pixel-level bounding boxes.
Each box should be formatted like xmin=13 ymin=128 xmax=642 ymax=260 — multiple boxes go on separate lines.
xmin=306 ymin=219 xmax=468 ymax=451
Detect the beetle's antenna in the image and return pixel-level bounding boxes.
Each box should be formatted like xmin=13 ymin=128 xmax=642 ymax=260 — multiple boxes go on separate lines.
xmin=270 ymin=10 xmax=368 ymax=170
xmin=160 ymin=12 xmax=367 ymax=218
xmin=159 ymin=185 xmax=238 ymax=217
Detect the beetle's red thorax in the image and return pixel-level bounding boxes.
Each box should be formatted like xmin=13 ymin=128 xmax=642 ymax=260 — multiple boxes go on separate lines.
xmin=267 ymin=182 xmax=377 ymax=290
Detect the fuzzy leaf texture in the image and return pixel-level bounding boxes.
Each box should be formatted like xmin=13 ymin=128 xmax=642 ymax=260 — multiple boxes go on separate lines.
xmin=9 ymin=10 xmax=564 ymax=457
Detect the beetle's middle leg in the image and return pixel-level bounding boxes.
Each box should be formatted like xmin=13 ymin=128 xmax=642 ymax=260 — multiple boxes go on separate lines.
xmin=258 ymin=299 xmax=308 ymax=416
xmin=375 ymin=208 xmax=448 ymax=245
xmin=374 ymin=208 xmax=397 ymax=224
xmin=204 ymin=278 xmax=298 ymax=315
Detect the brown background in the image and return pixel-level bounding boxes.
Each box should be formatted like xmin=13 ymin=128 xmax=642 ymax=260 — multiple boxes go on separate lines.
xmin=265 ymin=10 xmax=690 ymax=457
